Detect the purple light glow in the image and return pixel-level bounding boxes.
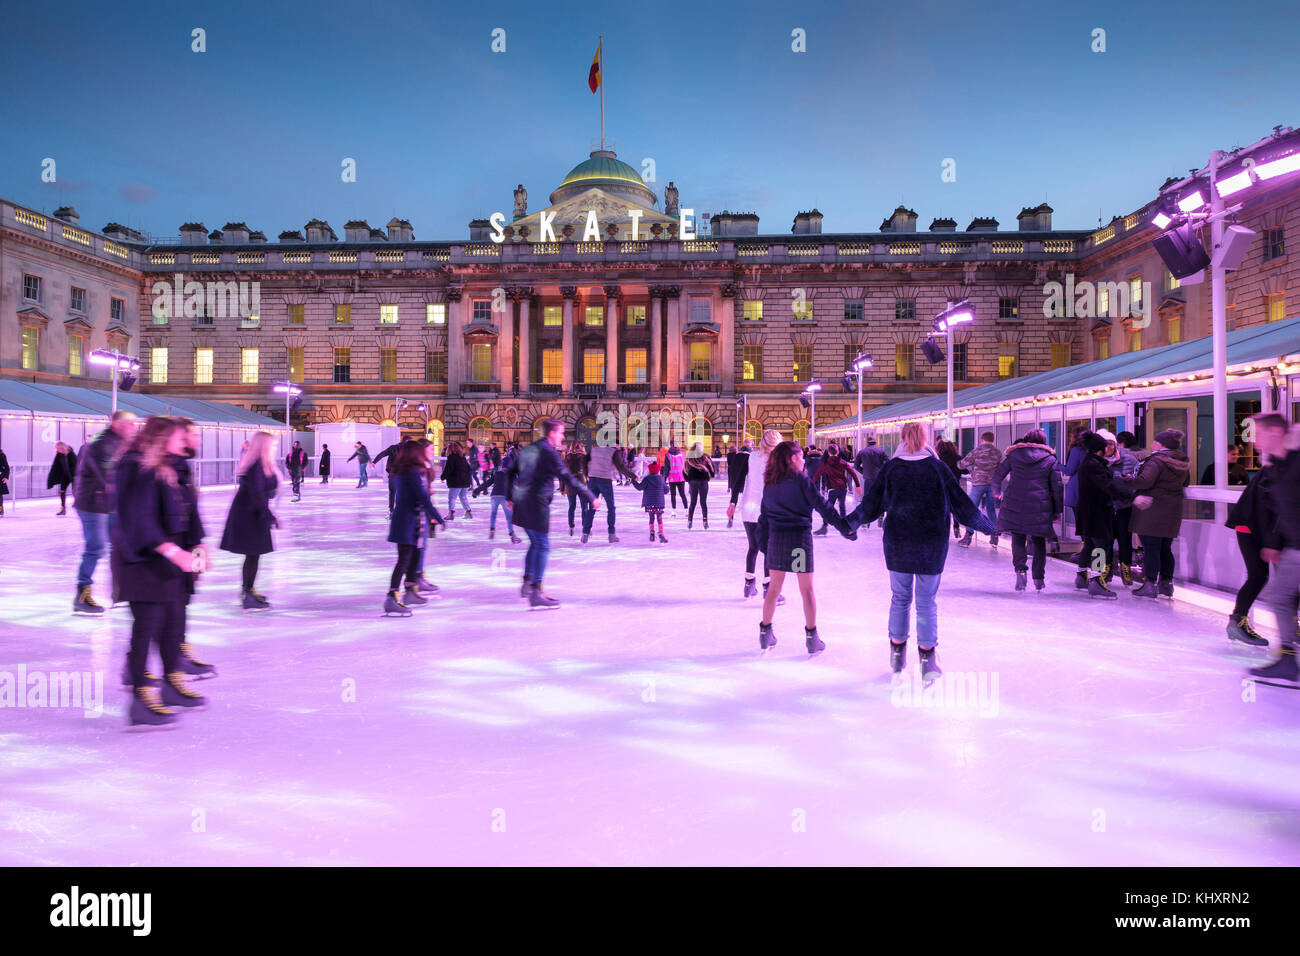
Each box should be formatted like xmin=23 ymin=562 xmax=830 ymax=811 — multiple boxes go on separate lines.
xmin=1177 ymin=190 xmax=1205 ymax=213
xmin=273 ymin=385 xmax=302 ymax=395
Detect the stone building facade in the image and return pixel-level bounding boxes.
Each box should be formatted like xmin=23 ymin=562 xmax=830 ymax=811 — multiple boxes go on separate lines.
xmin=2 ymin=131 xmax=1295 ymax=451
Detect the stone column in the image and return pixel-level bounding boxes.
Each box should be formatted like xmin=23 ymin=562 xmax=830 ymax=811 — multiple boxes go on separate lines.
xmin=649 ymin=288 xmax=663 ymax=393
xmin=517 ymin=293 xmax=531 ymax=393
xmin=665 ymin=286 xmax=681 ymax=395
xmin=446 ymin=288 xmax=464 ymax=394
xmin=561 ymin=286 xmax=576 ymax=395
xmin=719 ymin=282 xmax=736 ymax=396
xmin=498 ymin=292 xmax=514 ymax=389
xmin=604 ymin=285 xmax=620 ymax=395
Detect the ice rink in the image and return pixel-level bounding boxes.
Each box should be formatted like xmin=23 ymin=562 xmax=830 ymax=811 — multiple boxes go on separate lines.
xmin=1 ymin=477 xmax=1296 ymax=866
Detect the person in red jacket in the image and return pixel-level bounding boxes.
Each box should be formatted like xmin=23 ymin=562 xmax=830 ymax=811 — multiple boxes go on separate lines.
xmin=811 ymin=445 xmax=860 ymax=536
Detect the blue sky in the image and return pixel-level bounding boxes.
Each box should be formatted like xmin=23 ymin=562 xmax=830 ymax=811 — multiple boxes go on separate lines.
xmin=3 ymin=0 xmax=1297 ymax=240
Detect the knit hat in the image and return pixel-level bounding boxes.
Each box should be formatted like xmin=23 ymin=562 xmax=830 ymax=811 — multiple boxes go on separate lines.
xmin=1082 ymin=431 xmax=1107 ymax=454
xmin=1154 ymin=428 xmax=1184 ymax=451
xmin=1095 ymin=428 xmax=1117 ymax=445
xmin=648 ymin=462 xmax=661 ymax=474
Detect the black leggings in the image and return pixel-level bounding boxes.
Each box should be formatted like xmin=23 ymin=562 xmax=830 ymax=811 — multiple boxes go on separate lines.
xmin=242 ymin=554 xmax=260 ymax=592
xmin=1078 ymin=536 xmax=1115 ymax=575
xmin=687 ymin=479 xmax=709 ymax=521
xmin=1011 ymin=534 xmax=1046 ymax=579
xmin=1113 ymin=507 xmax=1134 ymax=565
xmin=128 ymin=598 xmax=185 ymax=687
xmin=59 ymin=484 xmax=69 ymax=508
xmin=390 ymin=543 xmax=419 ymax=591
xmin=743 ymin=521 xmax=769 ymax=580
xmin=669 ymin=481 xmax=687 ymax=509
xmin=1233 ymin=531 xmax=1270 ymax=617
xmin=567 ymin=488 xmax=589 ymax=529
xmin=1140 ymin=535 xmax=1175 ymax=583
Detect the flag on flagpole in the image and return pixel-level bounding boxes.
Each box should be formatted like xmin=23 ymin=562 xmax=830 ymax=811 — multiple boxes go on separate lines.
xmin=588 ymin=46 xmax=601 ymax=93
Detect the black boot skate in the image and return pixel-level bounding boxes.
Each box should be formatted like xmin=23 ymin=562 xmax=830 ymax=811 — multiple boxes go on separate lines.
xmin=762 ymin=582 xmax=786 ymax=606
xmin=489 ymin=529 xmax=495 ymax=540
xmin=890 ymin=640 xmax=906 ymax=674
xmin=581 ymin=532 xmax=590 ymax=543
xmin=1157 ymin=579 xmax=1174 ymax=599
xmin=658 ymin=531 xmax=668 ymax=543
xmin=383 ymin=590 xmax=412 ymax=617
xmin=403 ymin=584 xmax=429 ymax=606
xmin=1248 ymin=645 xmax=1299 ymax=685
xmin=608 ymin=532 xmax=619 ymax=543
xmin=509 ymin=532 xmax=521 ymax=544
xmin=178 ymin=643 xmax=217 ymax=679
xmin=73 ymin=586 xmax=105 ymax=615
xmin=529 ymin=582 xmax=560 ymax=610
xmin=958 ymin=532 xmax=973 ymax=548
xmin=743 ymin=576 xmax=758 ymax=599
xmin=759 ymin=622 xmax=777 ymax=652
xmin=415 ymin=574 xmax=439 ymax=597
xmin=805 ymin=627 xmax=825 ymax=656
xmin=1074 ymin=570 xmax=1089 ymax=590
xmin=919 ymin=646 xmax=942 ymax=685
xmin=120 ymin=662 xmax=162 ymax=688
xmin=1087 ymin=573 xmax=1118 ymax=600
xmin=1227 ymin=615 xmax=1268 ymax=647
xmin=161 ymin=672 xmax=207 ymax=709
xmin=1132 ymin=580 xmax=1158 ymax=598
xmin=128 ymin=686 xmax=178 ymax=727
xmin=241 ymin=589 xmax=270 ymax=612
xmin=520 ymin=575 xmax=532 ymax=598
xmin=1015 ymin=571 xmax=1027 ymax=592
xmin=1118 ymin=562 xmax=1133 ymax=587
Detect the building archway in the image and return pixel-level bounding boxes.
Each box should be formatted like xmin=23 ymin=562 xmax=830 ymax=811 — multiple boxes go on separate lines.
xmin=468 ymin=416 xmax=493 ymax=447
xmin=686 ymin=415 xmax=714 ymax=455
xmin=575 ymin=415 xmax=598 ymax=449
xmin=745 ymin=418 xmax=763 ymax=444
xmin=426 ymin=419 xmax=444 ymax=455
xmin=532 ymin=416 xmax=552 ymax=442
xmin=793 ymin=419 xmax=811 ymax=445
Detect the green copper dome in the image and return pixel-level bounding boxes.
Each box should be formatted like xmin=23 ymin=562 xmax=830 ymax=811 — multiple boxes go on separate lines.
xmin=549 ymin=150 xmax=657 ymax=207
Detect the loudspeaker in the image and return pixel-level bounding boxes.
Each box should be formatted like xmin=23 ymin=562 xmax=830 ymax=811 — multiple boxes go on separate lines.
xmin=1212 ymin=224 xmax=1255 ymax=272
xmin=920 ymin=339 xmax=944 ymax=365
xmin=1153 ymin=223 xmax=1211 ymax=279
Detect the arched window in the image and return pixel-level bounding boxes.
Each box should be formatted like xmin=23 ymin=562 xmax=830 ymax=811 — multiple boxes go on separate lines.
xmin=576 ymin=415 xmax=598 ymax=450
xmin=685 ymin=415 xmax=714 ymax=455
xmin=532 ymin=416 xmax=552 ymax=442
xmin=468 ymin=416 xmax=493 ymax=446
xmin=745 ymin=419 xmax=763 ymax=444
xmin=792 ymin=419 xmax=811 ymax=445
xmin=426 ymin=419 xmax=444 ymax=456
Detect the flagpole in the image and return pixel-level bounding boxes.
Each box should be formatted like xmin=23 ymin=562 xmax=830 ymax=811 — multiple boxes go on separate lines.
xmin=598 ymin=36 xmax=605 ymax=151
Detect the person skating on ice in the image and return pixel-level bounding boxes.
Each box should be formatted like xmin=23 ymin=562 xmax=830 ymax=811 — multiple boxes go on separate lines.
xmin=847 ymin=422 xmax=992 ymax=683
xmin=956 ymin=432 xmax=1003 ymax=548
xmin=1099 ymin=429 xmax=1140 ymax=586
xmin=220 ymin=431 xmax=280 ymax=612
xmin=726 ymin=439 xmax=752 ymax=528
xmin=70 ymin=409 xmax=136 ymax=614
xmin=1123 ymin=428 xmax=1191 ymax=599
xmin=811 ymin=444 xmax=860 ymax=536
xmin=632 ymin=461 xmax=669 ymax=542
xmin=562 ymin=439 xmax=591 ymax=536
xmin=285 ymin=440 xmax=308 ymax=502
xmin=1246 ymin=413 xmax=1300 ymax=685
xmin=385 ymin=440 xmax=448 ymax=615
xmin=406 ymin=438 xmax=443 ymax=598
xmin=683 ymin=442 xmax=716 ymax=530
xmin=1071 ymin=431 xmax=1134 ymax=599
xmin=731 ymin=429 xmax=782 ymax=603
xmin=0 ymin=446 xmax=9 ymax=516
xmin=990 ymin=429 xmax=1062 ymax=592
xmin=508 ymin=419 xmax=599 ymax=609
xmin=113 ymin=416 xmax=211 ymax=726
xmin=318 ymin=443 xmax=331 ymax=484
xmin=441 ymin=441 xmax=474 ymax=519
xmin=371 ymin=440 xmax=402 ymax=515
xmin=472 ymin=442 xmax=521 ymax=543
xmin=48 ymin=441 xmax=77 ymax=515
xmin=582 ymin=440 xmax=637 ymax=543
xmin=664 ymin=444 xmax=687 ymax=516
xmin=1226 ymin=414 xmax=1285 ymax=646
xmin=756 ymin=440 xmax=857 ymax=654
xmin=347 ymin=441 xmax=371 ymax=487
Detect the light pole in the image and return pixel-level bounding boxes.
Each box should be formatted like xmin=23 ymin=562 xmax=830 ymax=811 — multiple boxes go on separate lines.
xmin=933 ymin=301 xmax=974 ymax=444
xmin=88 ymin=348 xmax=140 ymax=415
xmin=273 ymin=382 xmax=301 ymax=456
xmin=801 ymin=379 xmax=822 ymax=445
xmin=843 ymin=352 xmax=874 ymax=451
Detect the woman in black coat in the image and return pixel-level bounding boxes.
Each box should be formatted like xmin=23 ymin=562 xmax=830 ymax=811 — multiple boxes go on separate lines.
xmin=935 ymin=438 xmax=965 ymax=538
xmin=1072 ymin=431 xmax=1133 ymax=599
xmin=0 ymin=448 xmax=9 ymax=515
xmin=48 ymin=441 xmax=77 ymax=515
xmin=991 ymin=429 xmax=1063 ymax=592
xmin=508 ymin=420 xmax=598 ymax=608
xmin=385 ymin=440 xmax=446 ymax=615
xmin=219 ymin=431 xmax=279 ymax=611
xmin=683 ymin=442 xmax=717 ymax=529
xmin=113 ymin=416 xmax=209 ymax=726
xmin=849 ymin=423 xmax=993 ymax=683
xmin=442 ymin=441 xmax=473 ymax=518
xmin=318 ymin=444 xmax=331 ymax=484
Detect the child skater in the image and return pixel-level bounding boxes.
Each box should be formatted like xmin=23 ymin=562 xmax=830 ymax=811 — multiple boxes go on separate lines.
xmin=633 ymin=461 xmax=669 ymax=543
xmin=756 ymin=440 xmax=857 ymax=655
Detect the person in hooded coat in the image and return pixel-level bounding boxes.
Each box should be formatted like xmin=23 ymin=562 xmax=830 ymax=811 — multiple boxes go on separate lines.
xmin=318 ymin=443 xmax=331 ymax=483
xmin=991 ymin=428 xmax=1063 ymax=592
xmin=48 ymin=441 xmax=77 ymax=514
xmin=1072 ymin=431 xmax=1134 ymax=599
xmin=219 ymin=431 xmax=279 ymax=611
xmin=1125 ymin=428 xmax=1192 ymax=598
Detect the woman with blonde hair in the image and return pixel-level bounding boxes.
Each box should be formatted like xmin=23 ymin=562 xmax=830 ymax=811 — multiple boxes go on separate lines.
xmin=220 ymin=430 xmax=279 ymax=611
xmin=731 ymin=429 xmax=783 ymax=600
xmin=113 ymin=416 xmax=210 ymax=726
xmin=850 ymin=422 xmax=992 ymax=682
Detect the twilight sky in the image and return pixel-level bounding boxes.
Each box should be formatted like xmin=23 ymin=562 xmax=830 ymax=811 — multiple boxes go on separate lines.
xmin=3 ymin=0 xmax=1297 ymax=241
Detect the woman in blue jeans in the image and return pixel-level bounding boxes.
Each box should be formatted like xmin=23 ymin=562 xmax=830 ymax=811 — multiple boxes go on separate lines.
xmin=850 ymin=422 xmax=993 ymax=683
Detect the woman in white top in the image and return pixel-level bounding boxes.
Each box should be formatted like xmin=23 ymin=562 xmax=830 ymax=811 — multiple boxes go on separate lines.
xmin=729 ymin=429 xmax=783 ymax=600
xmin=632 ymin=448 xmax=653 ymax=481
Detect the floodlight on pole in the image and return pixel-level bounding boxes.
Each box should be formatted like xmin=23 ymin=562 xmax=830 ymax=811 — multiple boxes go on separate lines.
xmin=89 ymin=348 xmax=141 ymax=414
xmin=273 ymin=382 xmax=302 ymax=450
xmin=802 ymin=379 xmax=822 ymax=444
xmin=844 ymin=352 xmax=873 ymax=451
xmin=933 ymin=301 xmax=975 ymax=443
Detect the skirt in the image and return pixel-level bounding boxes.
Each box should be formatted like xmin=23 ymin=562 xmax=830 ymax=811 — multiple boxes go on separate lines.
xmin=767 ymin=526 xmax=814 ymax=573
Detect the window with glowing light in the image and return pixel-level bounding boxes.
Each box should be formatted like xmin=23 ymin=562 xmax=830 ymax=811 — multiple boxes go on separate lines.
xmin=21 ymin=328 xmax=39 ymax=370
xmin=1050 ymin=342 xmax=1071 ymax=369
xmin=1167 ymin=317 xmax=1182 ymax=344
xmin=625 ymin=348 xmax=647 ymax=383
xmin=194 ymin=348 xmax=213 ymax=384
xmin=240 ymin=348 xmax=258 ymax=384
xmin=425 ymin=349 xmax=447 ymax=384
xmin=470 ymin=343 xmax=493 ymax=381
xmin=380 ymin=348 xmax=397 ymax=382
xmin=287 ymin=347 xmax=304 ymax=383
xmin=998 ymin=348 xmax=1018 ymax=379
xmin=69 ymin=335 xmax=84 ymax=376
xmin=583 ymin=349 xmax=605 ymax=383
xmin=690 ymin=342 xmax=711 ymax=380
xmin=793 ymin=419 xmax=811 ymax=444
xmin=287 ymin=304 xmax=305 ymax=325
xmin=541 ymin=348 xmax=562 ymax=384
xmin=793 ymin=345 xmax=813 ymax=383
xmin=894 ymin=344 xmax=912 ymax=382
xmin=150 ymin=347 xmax=168 ymax=384
xmin=1268 ymin=294 xmax=1287 ymax=323
xmin=543 ymin=306 xmax=562 ymax=327
xmin=744 ymin=345 xmax=763 ymax=382
xmin=1128 ymin=330 xmax=1142 ymax=352
xmin=426 ymin=303 xmax=445 ymax=325
xmin=742 ymin=300 xmax=763 ymax=322
xmin=792 ymin=299 xmax=814 ymax=322
xmin=625 ymin=304 xmax=646 ymax=326
xmin=380 ymin=304 xmax=399 ymax=324
xmin=585 ymin=305 xmax=604 ymax=326
xmin=334 ymin=304 xmax=351 ymax=325
xmin=745 ymin=419 xmax=763 ymax=443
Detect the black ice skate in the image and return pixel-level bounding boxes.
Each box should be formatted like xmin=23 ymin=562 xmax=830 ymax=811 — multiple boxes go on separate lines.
xmin=520 ymin=575 xmax=532 ymax=598
xmin=1157 ymin=580 xmax=1174 ymax=599
xmin=1074 ymin=570 xmax=1089 ymax=590
xmin=403 ymin=584 xmax=429 ymax=606
xmin=958 ymin=532 xmax=973 ymax=548
xmin=529 ymin=582 xmax=560 ymax=610
xmin=73 ymin=586 xmax=105 ymax=615
xmin=161 ymin=672 xmax=207 ymax=709
xmin=120 ymin=662 xmax=161 ymax=688
xmin=1248 ymin=645 xmax=1299 ymax=686
xmin=128 ymin=686 xmax=178 ymax=728
xmin=759 ymin=622 xmax=777 ymax=652
xmin=1227 ymin=615 xmax=1268 ymax=647
xmin=813 ymin=525 xmax=829 ymax=536
xmin=509 ymin=532 xmax=521 ymax=544
xmin=804 ymin=627 xmax=825 ymax=656
xmin=608 ymin=532 xmax=619 ymax=543
xmin=743 ymin=577 xmax=758 ymax=599
xmin=1132 ymin=580 xmax=1158 ymax=598
xmin=568 ymin=524 xmax=574 ymax=536
xmin=581 ymin=532 xmax=590 ymax=544
xmin=1014 ymin=571 xmax=1027 ymax=592
xmin=762 ymin=582 xmax=786 ymax=606
xmin=415 ymin=575 xmax=440 ymax=597
xmin=383 ymin=590 xmax=412 ymax=617
xmin=241 ymin=589 xmax=270 ymax=612
xmin=1118 ymin=562 xmax=1134 ymax=587
xmin=702 ymin=518 xmax=709 ymax=530
xmin=990 ymin=535 xmax=1000 ymax=548
xmin=1087 ymin=575 xmax=1118 ymax=599
xmin=890 ymin=640 xmax=907 ymax=674
xmin=178 ymin=643 xmax=217 ymax=679
xmin=649 ymin=528 xmax=655 ymax=542
xmin=919 ymin=646 xmax=942 ymax=685
xmin=489 ymin=529 xmax=495 ymax=540
xmin=658 ymin=531 xmax=668 ymax=543
xmin=1034 ymin=578 xmax=1045 ymax=592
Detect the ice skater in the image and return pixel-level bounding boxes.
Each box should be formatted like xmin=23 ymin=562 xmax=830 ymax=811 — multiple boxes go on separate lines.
xmin=0 ymin=446 xmax=9 ymax=515
xmin=582 ymin=440 xmax=637 ymax=543
xmin=319 ymin=443 xmax=331 ymax=483
xmin=730 ymin=429 xmax=781 ymax=602
xmin=664 ymin=444 xmax=687 ymax=515
xmin=71 ymin=409 xmax=136 ymax=614
xmin=472 ymin=442 xmax=521 ymax=543
xmin=990 ymin=429 xmax=1062 ymax=592
xmin=285 ymin=440 xmax=307 ymax=501
xmin=725 ymin=439 xmax=752 ymax=528
xmin=684 ymin=442 xmax=716 ymax=529
xmin=508 ymin=419 xmax=599 ymax=608
xmin=384 ymin=440 xmax=447 ymax=616
xmin=1247 ymin=413 xmax=1300 ymax=685
xmin=113 ymin=416 xmax=211 ymax=727
xmin=632 ymin=461 xmax=668 ymax=542
xmin=811 ymin=444 xmax=859 ymax=536
xmin=956 ymin=432 xmax=1003 ymax=548
xmin=348 ymin=441 xmax=371 ymax=486
xmin=848 ymin=422 xmax=992 ymax=682
xmin=220 ymin=431 xmax=279 ymax=611
xmin=1124 ymin=429 xmax=1191 ymax=599
xmin=563 ymin=439 xmax=591 ymax=536
xmin=756 ymin=440 xmax=857 ymax=654
xmin=1226 ymin=414 xmax=1285 ymax=646
xmin=48 ymin=442 xmax=77 ymax=515
xmin=406 ymin=438 xmax=442 ymax=598
xmin=1070 ymin=431 xmax=1133 ymax=600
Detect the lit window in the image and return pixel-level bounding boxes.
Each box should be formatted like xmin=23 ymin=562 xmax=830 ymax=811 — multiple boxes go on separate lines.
xmin=194 ymin=348 xmax=213 ymax=384
xmin=153 ymin=299 xmax=169 ymax=325
xmin=1168 ymin=317 xmax=1182 ymax=344
xmin=335 ymin=304 xmax=351 ymax=324
xmin=287 ymin=347 xmax=304 ymax=383
xmin=583 ymin=348 xmax=605 ymax=383
xmin=379 ymin=304 xmax=399 ymax=324
xmin=794 ymin=345 xmax=813 ymax=383
xmin=625 ymin=348 xmax=647 ymax=383
xmin=894 ymin=343 xmax=912 ymax=382
xmin=471 ymin=343 xmax=493 ymax=381
xmin=70 ymin=287 xmax=85 ymax=312
xmin=585 ymin=306 xmax=604 ymax=326
xmin=468 ymin=417 xmax=493 ymax=446
xmin=426 ymin=303 xmax=446 ymax=325
xmin=743 ymin=300 xmax=763 ymax=322
xmin=1128 ymin=276 xmax=1143 ymax=314
xmin=843 ymin=299 xmax=864 ymax=322
xmin=894 ymin=298 xmax=915 ymax=322
xmin=69 ymin=335 xmax=84 ymax=376
xmin=998 ymin=351 xmax=1018 ymax=379
xmin=1128 ymin=330 xmax=1142 ymax=352
xmin=793 ymin=299 xmax=814 ymax=321
xmin=333 ymin=347 xmax=351 ymax=383
xmin=690 ymin=342 xmax=711 ymax=380
xmin=21 ymin=328 xmax=39 ymax=369
xmin=1050 ymin=343 xmax=1071 ymax=369
xmin=1098 ymin=338 xmax=1111 ymax=360
xmin=543 ymin=306 xmax=562 ymax=327
xmin=743 ymin=344 xmax=763 ymax=381
xmin=240 ymin=348 xmax=259 ymax=384
xmin=425 ymin=350 xmax=447 ymax=384
xmin=287 ymin=304 xmax=305 ymax=324
xmin=541 ymin=348 xmax=562 ymax=384
xmin=23 ymin=274 xmax=42 ymax=301
xmin=793 ymin=420 xmax=810 ymax=444
xmin=1164 ymin=270 xmax=1181 ymax=292
xmin=1098 ymin=286 xmax=1111 ymax=317
xmin=998 ymin=297 xmax=1020 ymax=320
xmin=150 ymin=347 xmax=168 ymax=384
xmin=380 ymin=347 xmax=397 ymax=382
xmin=1268 ymin=294 xmax=1286 ymax=323
xmin=626 ymin=304 xmax=645 ymax=326
xmin=745 ymin=419 xmax=762 ymax=443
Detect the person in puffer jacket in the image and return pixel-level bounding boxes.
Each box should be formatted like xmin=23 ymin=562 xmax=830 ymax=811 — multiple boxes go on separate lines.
xmin=992 ymin=429 xmax=1063 ymax=592
xmin=957 ymin=432 xmax=1003 ymax=548
xmin=811 ymin=446 xmax=860 ymax=535
xmin=1247 ymin=415 xmax=1300 ymax=684
xmin=632 ymin=461 xmax=670 ymax=542
xmin=1124 ymin=428 xmax=1191 ymax=598
xmin=731 ymin=429 xmax=782 ymax=601
xmin=1099 ymin=428 xmax=1140 ymax=586
xmin=472 ymin=443 xmax=520 ymax=543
